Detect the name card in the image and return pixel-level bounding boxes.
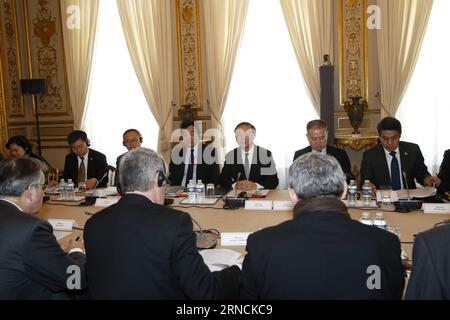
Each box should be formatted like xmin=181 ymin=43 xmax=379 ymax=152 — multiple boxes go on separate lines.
xmin=95 ymin=197 xmax=119 ymax=207
xmin=245 ymin=200 xmax=273 ymax=211
xmin=422 ymin=203 xmax=450 ymax=214
xmin=221 ymin=232 xmax=251 ymax=246
xmin=273 ymin=201 xmax=293 ymax=211
xmin=48 ymin=219 xmax=78 ymax=231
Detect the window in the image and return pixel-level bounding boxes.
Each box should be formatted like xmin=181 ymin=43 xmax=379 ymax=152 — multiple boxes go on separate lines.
xmin=397 ymin=0 xmax=450 ymax=174
xmin=82 ymin=0 xmax=158 ymax=165
xmin=222 ymin=0 xmax=318 ymax=188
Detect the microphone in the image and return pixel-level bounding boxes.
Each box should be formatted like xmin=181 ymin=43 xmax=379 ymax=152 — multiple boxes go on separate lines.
xmin=393 ymin=170 xmax=422 ymax=212
xmin=191 ymin=216 xmax=217 ymax=249
xmin=234 ymin=171 xmax=241 ymax=197
xmin=92 ymin=171 xmax=109 ymax=194
xmin=82 ymin=171 xmax=109 ymax=206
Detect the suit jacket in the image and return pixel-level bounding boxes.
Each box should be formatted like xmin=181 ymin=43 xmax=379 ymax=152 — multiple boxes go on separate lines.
xmin=406 ymin=223 xmax=450 ymax=299
xmin=360 ymin=141 xmax=431 ymax=189
xmin=293 ymin=145 xmax=354 ymax=180
xmin=438 ymin=149 xmax=450 ymax=194
xmin=84 ymin=194 xmax=240 ymax=299
xmin=62 ymin=148 xmax=108 ymax=187
xmin=114 ymin=153 xmax=125 ymax=187
xmin=240 ymin=197 xmax=405 ymax=299
xmin=219 ymin=146 xmax=279 ymax=189
xmin=0 ymin=200 xmax=86 ymax=299
xmin=168 ymin=144 xmax=220 ymax=186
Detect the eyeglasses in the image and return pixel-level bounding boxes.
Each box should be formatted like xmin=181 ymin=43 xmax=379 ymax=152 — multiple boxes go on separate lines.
xmin=123 ymin=138 xmax=139 ymax=144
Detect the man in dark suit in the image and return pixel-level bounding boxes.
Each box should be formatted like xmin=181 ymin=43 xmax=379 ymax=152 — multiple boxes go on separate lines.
xmin=168 ymin=120 xmax=220 ymax=186
xmin=220 ymin=122 xmax=278 ymax=190
xmin=114 ymin=128 xmax=143 ymax=187
xmin=62 ymin=130 xmax=108 ymax=190
xmin=0 ymin=158 xmax=86 ymax=299
xmin=406 ymin=223 xmax=450 ymax=299
xmin=84 ymin=148 xmax=240 ymax=299
xmin=360 ymin=117 xmax=441 ymax=190
xmin=240 ymin=153 xmax=405 ymax=299
xmin=438 ymin=149 xmax=450 ymax=194
xmin=293 ymin=119 xmax=353 ymax=181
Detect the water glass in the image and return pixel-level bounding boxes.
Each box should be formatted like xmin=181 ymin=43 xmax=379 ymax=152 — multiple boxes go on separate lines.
xmin=206 ymin=183 xmax=215 ymax=197
xmin=78 ymin=181 xmax=87 ymax=193
xmin=380 ymin=185 xmax=393 ymax=205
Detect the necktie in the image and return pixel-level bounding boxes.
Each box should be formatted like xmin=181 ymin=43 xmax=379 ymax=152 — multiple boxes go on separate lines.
xmin=78 ymin=157 xmax=86 ymax=183
xmin=390 ymin=151 xmax=401 ymax=190
xmin=185 ymin=148 xmax=195 ymax=186
xmin=244 ymin=152 xmax=250 ymax=180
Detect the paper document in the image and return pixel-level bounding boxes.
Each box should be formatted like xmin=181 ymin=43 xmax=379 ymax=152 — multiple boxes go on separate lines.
xmin=53 ymin=231 xmax=72 ymax=241
xmin=225 ymin=189 xmax=269 ymax=198
xmin=396 ymin=187 xmax=436 ymax=199
xmin=200 ymin=249 xmax=243 ymax=271
xmin=221 ymin=232 xmax=251 ymax=246
xmin=48 ymin=219 xmax=78 ymax=231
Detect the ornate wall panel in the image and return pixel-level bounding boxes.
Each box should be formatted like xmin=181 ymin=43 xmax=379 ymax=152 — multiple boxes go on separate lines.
xmin=176 ymin=0 xmax=203 ymax=110
xmin=0 ymin=0 xmax=24 ymax=118
xmin=339 ymin=0 xmax=368 ymax=104
xmin=23 ymin=0 xmax=71 ymax=116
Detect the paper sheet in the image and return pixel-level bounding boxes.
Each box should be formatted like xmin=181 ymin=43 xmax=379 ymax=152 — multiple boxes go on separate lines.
xmin=53 ymin=231 xmax=72 ymax=241
xmin=396 ymin=187 xmax=436 ymax=199
xmin=200 ymin=249 xmax=243 ymax=271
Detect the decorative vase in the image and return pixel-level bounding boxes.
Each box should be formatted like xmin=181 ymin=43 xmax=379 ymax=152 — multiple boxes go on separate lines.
xmin=344 ymin=97 xmax=368 ymax=134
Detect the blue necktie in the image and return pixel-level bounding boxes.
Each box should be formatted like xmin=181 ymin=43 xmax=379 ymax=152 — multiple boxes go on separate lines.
xmin=185 ymin=148 xmax=195 ymax=186
xmin=390 ymin=151 xmax=401 ymax=190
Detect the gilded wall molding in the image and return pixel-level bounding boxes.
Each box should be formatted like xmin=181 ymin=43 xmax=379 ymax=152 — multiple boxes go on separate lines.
xmin=0 ymin=56 xmax=9 ymax=155
xmin=23 ymin=0 xmax=71 ymax=116
xmin=176 ymin=0 xmax=203 ymax=110
xmin=1 ymin=0 xmax=24 ymax=117
xmin=339 ymin=0 xmax=368 ymax=104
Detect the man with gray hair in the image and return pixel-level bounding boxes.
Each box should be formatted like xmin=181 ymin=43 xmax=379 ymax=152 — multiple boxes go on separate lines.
xmin=0 ymin=157 xmax=86 ymax=299
xmin=240 ymin=153 xmax=405 ymax=299
xmin=84 ymin=148 xmax=240 ymax=299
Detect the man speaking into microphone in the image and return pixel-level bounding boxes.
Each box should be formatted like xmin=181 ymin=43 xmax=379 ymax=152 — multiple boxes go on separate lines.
xmin=360 ymin=117 xmax=441 ymax=191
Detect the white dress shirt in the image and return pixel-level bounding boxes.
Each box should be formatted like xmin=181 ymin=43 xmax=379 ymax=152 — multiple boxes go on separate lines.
xmin=232 ymin=144 xmax=263 ymax=190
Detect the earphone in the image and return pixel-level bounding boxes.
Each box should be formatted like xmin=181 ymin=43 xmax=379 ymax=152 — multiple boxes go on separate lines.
xmin=156 ymin=170 xmax=167 ymax=187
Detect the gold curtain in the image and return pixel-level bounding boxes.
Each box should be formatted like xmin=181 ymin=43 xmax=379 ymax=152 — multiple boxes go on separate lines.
xmin=202 ymin=0 xmax=249 ymax=162
xmin=60 ymin=0 xmax=99 ymax=129
xmin=280 ymin=0 xmax=333 ymax=113
xmin=377 ymin=0 xmax=434 ymax=117
xmin=116 ymin=0 xmax=174 ymax=162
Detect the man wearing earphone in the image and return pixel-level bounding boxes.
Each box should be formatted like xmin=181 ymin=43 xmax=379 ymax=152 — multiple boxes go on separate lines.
xmin=114 ymin=129 xmax=143 ymax=187
xmin=61 ymin=130 xmax=108 ymax=190
xmin=84 ymin=148 xmax=240 ymax=299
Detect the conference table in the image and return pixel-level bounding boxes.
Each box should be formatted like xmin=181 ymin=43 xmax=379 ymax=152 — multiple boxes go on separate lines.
xmin=38 ymin=189 xmax=450 ymax=264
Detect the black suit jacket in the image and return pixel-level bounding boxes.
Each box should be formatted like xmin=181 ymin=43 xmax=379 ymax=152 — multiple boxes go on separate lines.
xmin=438 ymin=149 xmax=450 ymax=194
xmin=293 ymin=145 xmax=354 ymax=180
xmin=114 ymin=153 xmax=125 ymax=187
xmin=0 ymin=200 xmax=86 ymax=299
xmin=406 ymin=224 xmax=450 ymax=299
xmin=168 ymin=144 xmax=220 ymax=186
xmin=240 ymin=198 xmax=405 ymax=299
xmin=62 ymin=148 xmax=108 ymax=187
xmin=360 ymin=141 xmax=431 ymax=189
xmin=219 ymin=146 xmax=279 ymax=189
xmin=84 ymin=194 xmax=240 ymax=299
